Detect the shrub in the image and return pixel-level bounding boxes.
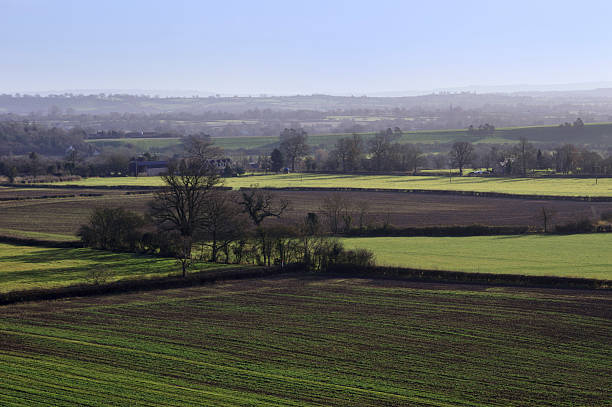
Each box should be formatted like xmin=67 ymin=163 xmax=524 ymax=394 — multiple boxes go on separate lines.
xmin=339 ymin=248 xmax=376 ymax=268
xmin=78 ymin=207 xmax=145 ymax=251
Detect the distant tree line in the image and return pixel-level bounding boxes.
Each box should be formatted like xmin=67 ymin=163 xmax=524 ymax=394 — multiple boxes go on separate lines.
xmin=257 ymin=126 xmax=612 ymax=176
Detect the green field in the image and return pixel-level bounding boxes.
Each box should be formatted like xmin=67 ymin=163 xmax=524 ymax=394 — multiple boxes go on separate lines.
xmin=0 ymin=243 xmax=228 ymax=293
xmin=49 ymin=173 xmax=612 ymax=197
xmin=0 ymin=277 xmax=609 ymax=406
xmin=83 ymin=122 xmax=612 ymax=153
xmin=342 ymin=234 xmax=612 ymax=280
xmin=0 ymin=227 xmax=76 ymax=242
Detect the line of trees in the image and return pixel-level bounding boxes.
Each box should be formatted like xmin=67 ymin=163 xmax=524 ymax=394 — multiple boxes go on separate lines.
xmin=264 ymin=127 xmax=612 ymax=176
xmin=79 ymin=135 xmax=374 ymax=276
xmin=448 ymin=139 xmax=612 ymax=176
xmin=269 ymin=128 xmax=424 ymax=173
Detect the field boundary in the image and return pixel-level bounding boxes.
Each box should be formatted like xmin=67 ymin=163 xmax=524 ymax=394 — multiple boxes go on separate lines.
xmin=2 ymin=262 xmax=609 ymax=306
xmin=0 ymin=265 xmax=281 ymax=306
xmin=0 ymin=235 xmax=80 ymax=247
xmin=241 ymin=186 xmax=612 ymax=202
xmin=0 ymin=183 xmax=232 ymax=191
xmin=4 ymin=181 xmax=612 ymax=201
xmin=326 ymin=264 xmax=612 ymax=290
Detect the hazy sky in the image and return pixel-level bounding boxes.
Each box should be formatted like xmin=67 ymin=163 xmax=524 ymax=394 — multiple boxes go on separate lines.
xmin=2 ymin=0 xmax=612 ymax=95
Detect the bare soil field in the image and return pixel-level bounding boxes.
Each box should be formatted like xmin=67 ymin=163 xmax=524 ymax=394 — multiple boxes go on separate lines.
xmin=1 ymin=188 xmax=611 ymax=239
xmin=278 ymin=190 xmax=612 ymax=228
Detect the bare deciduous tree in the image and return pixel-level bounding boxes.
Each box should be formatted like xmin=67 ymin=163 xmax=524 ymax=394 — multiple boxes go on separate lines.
xmin=280 ymin=128 xmax=309 ymax=171
xmin=198 ymin=191 xmax=247 ymax=263
xmin=538 ymin=207 xmax=556 ymax=233
xmin=149 ymin=157 xmax=221 ymax=276
xmin=449 ymin=141 xmax=475 ymax=176
xmin=320 ymin=193 xmax=353 ymax=234
xmin=239 ymin=189 xmax=288 ymax=226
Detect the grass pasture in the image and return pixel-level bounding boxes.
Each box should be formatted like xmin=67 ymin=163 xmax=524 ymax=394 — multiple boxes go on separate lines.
xmin=342 ymin=234 xmax=612 ymax=280
xmin=48 ymin=173 xmax=612 ymax=197
xmin=85 ymin=137 xmax=183 ymax=150
xmin=227 ymin=173 xmax=612 ymax=197
xmin=0 ymin=277 xmax=609 ymax=406
xmin=0 ymin=243 xmax=227 ymax=293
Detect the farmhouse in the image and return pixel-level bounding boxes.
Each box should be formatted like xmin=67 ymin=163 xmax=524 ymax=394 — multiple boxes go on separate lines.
xmin=493 ymin=158 xmax=514 ymax=175
xmin=129 ymin=160 xmax=168 ymax=176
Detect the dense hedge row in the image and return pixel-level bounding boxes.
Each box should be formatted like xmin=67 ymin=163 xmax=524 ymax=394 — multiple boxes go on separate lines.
xmin=1 ymin=183 xmax=233 ymax=191
xmin=326 ymin=264 xmax=611 ymax=290
xmin=0 ymin=193 xmax=102 ymax=202
xmin=0 ymin=236 xmax=81 ymax=248
xmin=2 ymin=262 xmax=608 ymax=306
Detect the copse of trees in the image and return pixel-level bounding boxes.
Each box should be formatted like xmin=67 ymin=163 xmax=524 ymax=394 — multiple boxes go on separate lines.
xmin=79 ymin=193 xmax=375 ymax=275
xmin=467 ymin=123 xmax=495 ymax=137
xmin=332 ymin=134 xmax=364 ymax=172
xmin=0 ymin=121 xmax=88 ymax=156
xmin=78 ymin=207 xmax=145 ymax=252
xmin=320 ymin=128 xmax=423 ymax=173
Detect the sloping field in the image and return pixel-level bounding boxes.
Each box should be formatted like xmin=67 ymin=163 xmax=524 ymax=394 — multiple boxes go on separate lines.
xmin=342 ymin=234 xmax=612 ymax=280
xmin=47 ymin=174 xmax=612 ymax=197
xmin=3 ymin=189 xmax=611 ymax=238
xmin=229 ymin=174 xmax=612 ymax=197
xmin=0 ymin=192 xmax=153 ymax=238
xmin=85 ymin=137 xmax=183 ymax=150
xmin=82 ymin=122 xmax=612 ymax=152
xmin=0 ymin=277 xmax=610 ymax=406
xmin=0 ymin=243 xmax=227 ymax=293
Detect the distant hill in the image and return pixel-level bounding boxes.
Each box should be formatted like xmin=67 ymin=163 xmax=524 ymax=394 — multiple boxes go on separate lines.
xmin=2 ymin=90 xmax=612 ymax=115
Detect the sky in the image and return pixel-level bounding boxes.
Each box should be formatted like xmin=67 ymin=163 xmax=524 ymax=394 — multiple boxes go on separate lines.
xmin=1 ymin=0 xmax=612 ymax=95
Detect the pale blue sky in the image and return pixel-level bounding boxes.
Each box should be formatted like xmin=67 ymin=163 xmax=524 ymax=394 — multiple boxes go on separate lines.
xmin=1 ymin=0 xmax=612 ymax=94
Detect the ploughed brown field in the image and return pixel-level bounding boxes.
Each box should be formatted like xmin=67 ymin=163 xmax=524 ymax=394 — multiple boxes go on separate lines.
xmin=1 ymin=187 xmax=611 ymax=238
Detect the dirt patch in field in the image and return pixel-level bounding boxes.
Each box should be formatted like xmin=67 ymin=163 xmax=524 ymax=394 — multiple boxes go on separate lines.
xmin=273 ymin=190 xmax=612 ymax=228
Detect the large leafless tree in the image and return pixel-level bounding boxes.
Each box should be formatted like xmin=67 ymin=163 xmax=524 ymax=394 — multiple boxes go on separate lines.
xmin=280 ymin=128 xmax=309 ymax=171
xmin=149 ymin=139 xmax=222 ymax=276
xmin=449 ymin=141 xmax=474 ymax=176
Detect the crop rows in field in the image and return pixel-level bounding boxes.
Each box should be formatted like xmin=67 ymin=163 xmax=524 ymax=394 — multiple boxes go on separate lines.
xmin=0 ymin=277 xmax=610 ymax=406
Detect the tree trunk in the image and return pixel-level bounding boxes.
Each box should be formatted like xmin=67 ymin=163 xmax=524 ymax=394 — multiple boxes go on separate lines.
xmin=210 ymin=232 xmax=218 ymax=262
